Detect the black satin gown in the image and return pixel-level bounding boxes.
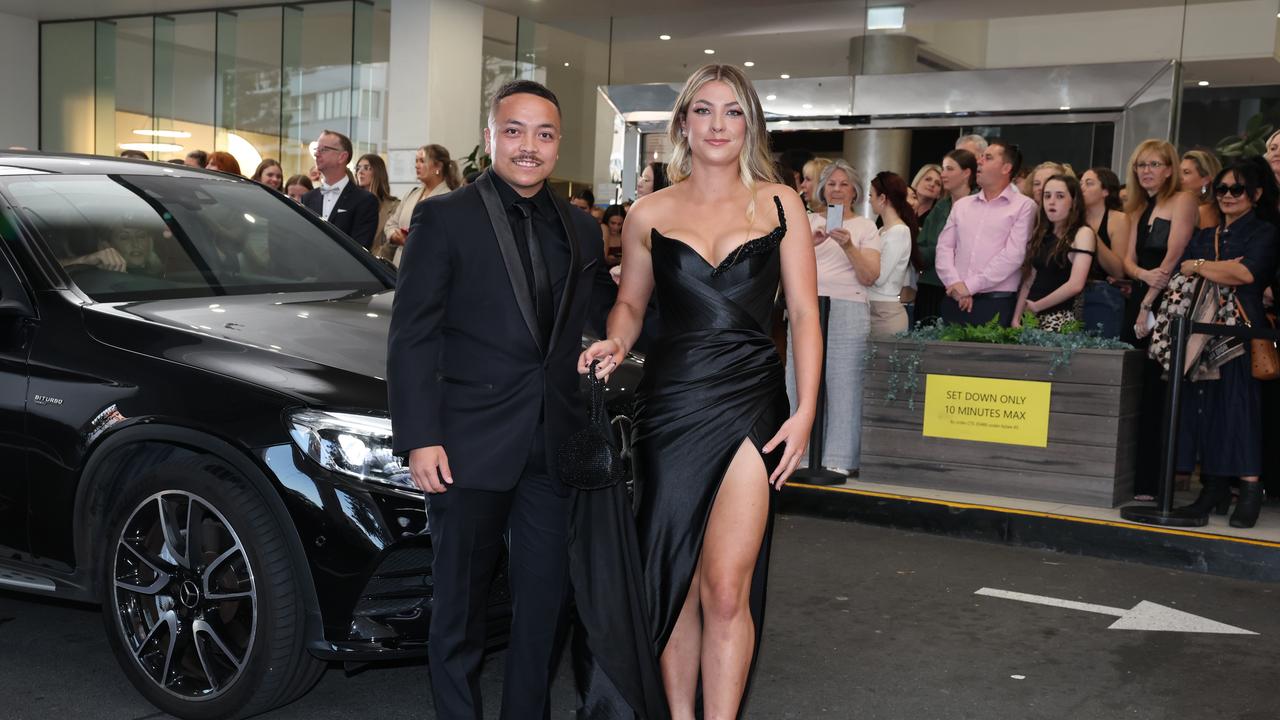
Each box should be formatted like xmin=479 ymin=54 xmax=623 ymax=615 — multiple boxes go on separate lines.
xmin=569 ymin=196 xmax=790 ymax=720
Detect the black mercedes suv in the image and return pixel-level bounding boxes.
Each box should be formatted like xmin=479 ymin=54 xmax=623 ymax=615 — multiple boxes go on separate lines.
xmin=0 ymin=152 xmax=640 ymax=719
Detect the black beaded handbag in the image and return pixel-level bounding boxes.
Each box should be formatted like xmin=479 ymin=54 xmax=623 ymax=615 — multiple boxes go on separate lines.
xmin=558 ymin=360 xmax=630 ymax=491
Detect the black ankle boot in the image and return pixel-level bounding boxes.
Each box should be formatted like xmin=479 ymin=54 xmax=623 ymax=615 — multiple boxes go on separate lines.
xmin=1178 ymin=476 xmax=1230 ymax=518
xmin=1215 ymin=484 xmax=1233 ymax=516
xmin=1230 ymin=482 xmax=1264 ymax=529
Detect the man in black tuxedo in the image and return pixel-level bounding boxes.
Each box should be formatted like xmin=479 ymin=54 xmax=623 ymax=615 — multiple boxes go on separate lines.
xmin=302 ymin=129 xmax=379 ymax=250
xmin=387 ymin=81 xmax=604 ymax=720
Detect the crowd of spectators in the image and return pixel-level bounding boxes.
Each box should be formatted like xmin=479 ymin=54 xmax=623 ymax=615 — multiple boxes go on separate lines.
xmin=110 ymin=120 xmax=1280 ymax=529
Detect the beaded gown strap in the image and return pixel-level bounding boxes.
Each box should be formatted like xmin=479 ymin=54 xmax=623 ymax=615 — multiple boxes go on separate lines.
xmin=708 ymin=195 xmax=787 ymax=277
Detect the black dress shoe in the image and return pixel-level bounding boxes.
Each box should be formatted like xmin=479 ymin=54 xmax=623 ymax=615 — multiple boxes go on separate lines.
xmin=1230 ymin=481 xmax=1264 ymax=529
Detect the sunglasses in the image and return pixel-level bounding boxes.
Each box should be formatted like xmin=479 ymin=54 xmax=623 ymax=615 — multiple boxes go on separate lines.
xmin=1214 ymin=183 xmax=1248 ymax=198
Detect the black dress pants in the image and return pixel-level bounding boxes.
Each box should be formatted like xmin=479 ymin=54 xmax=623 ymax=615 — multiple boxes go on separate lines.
xmin=940 ymin=292 xmax=1017 ymax=327
xmin=426 ymin=454 xmax=570 ymax=720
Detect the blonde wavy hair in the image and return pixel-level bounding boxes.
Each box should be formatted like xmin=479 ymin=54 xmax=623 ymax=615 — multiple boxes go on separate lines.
xmin=1124 ymin=139 xmax=1180 ymax=214
xmin=1181 ymin=149 xmax=1221 ymax=205
xmin=666 ymin=64 xmax=778 ymax=198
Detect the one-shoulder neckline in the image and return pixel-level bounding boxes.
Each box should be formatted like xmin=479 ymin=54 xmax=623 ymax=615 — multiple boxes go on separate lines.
xmin=650 ymin=195 xmax=787 ymax=274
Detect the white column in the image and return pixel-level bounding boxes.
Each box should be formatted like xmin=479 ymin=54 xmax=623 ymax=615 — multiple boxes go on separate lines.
xmin=0 ymin=12 xmax=38 ymax=150
xmin=386 ymin=0 xmax=483 ymax=195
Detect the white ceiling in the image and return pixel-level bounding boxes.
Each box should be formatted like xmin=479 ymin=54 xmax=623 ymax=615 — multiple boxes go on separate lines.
xmin=6 ymin=0 xmax=1271 ymax=88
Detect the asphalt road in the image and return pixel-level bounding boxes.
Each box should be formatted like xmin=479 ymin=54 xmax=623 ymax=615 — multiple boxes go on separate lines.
xmin=3 ymin=515 xmax=1278 ymax=719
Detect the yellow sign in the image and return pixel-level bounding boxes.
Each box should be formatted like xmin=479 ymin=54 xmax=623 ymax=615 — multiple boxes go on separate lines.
xmin=922 ymin=374 xmax=1052 ymax=448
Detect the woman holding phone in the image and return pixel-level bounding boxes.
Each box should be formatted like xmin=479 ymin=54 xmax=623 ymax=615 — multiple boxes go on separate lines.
xmin=785 ymin=158 xmax=880 ymax=478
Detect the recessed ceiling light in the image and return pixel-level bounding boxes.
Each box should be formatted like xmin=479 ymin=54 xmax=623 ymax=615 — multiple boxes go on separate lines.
xmin=867 ymin=6 xmax=906 ymax=31
xmin=704 ymin=49 xmax=715 ymax=55
xmin=118 ymin=142 xmax=183 ymax=152
xmin=659 ymin=34 xmax=671 ymax=40
xmin=802 ymin=103 xmax=813 ymax=109
xmin=1198 ymin=80 xmax=1210 ymax=86
xmin=744 ymin=61 xmax=755 ymax=67
xmin=765 ymin=94 xmax=777 ymax=101
xmin=133 ymin=129 xmax=191 ymax=138
xmin=1059 ymin=105 xmax=1071 ymax=111
xmin=780 ymin=74 xmax=790 ymax=79
xmin=779 ymin=119 xmax=791 ymax=125
xmin=563 ymin=62 xmax=570 ymax=67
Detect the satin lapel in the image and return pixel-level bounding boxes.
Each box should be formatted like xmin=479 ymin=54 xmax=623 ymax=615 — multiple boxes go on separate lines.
xmin=475 ymin=171 xmax=543 ymax=354
xmin=548 ymin=194 xmax=582 ymax=352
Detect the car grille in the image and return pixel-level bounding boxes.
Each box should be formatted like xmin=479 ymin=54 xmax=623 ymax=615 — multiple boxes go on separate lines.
xmin=352 ymin=546 xmax=511 ymax=620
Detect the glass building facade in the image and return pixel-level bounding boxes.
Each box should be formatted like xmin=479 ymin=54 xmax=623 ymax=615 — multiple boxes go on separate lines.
xmin=36 ymin=0 xmax=1280 ymax=201
xmin=41 ymin=1 xmax=392 ymax=178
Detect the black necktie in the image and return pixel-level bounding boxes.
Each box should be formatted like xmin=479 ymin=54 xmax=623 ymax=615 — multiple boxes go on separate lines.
xmin=514 ymin=200 xmax=554 ymax=344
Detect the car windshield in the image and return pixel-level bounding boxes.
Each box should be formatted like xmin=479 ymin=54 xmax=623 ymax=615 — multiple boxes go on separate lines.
xmin=1 ymin=173 xmax=387 ymax=301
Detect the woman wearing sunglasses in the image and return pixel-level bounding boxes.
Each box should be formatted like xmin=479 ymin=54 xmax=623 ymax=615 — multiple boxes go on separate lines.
xmin=1173 ymin=157 xmax=1280 ymax=528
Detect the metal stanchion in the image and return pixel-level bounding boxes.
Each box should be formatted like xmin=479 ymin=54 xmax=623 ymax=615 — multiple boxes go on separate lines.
xmin=790 ymin=296 xmax=846 ymax=486
xmin=1121 ymin=312 xmax=1206 ymax=527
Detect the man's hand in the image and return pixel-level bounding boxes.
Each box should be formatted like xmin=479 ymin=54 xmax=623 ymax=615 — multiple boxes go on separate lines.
xmin=946 ymin=281 xmax=971 ymax=300
xmin=71 ymin=247 xmax=127 ymax=272
xmin=947 ymin=281 xmax=973 ymax=312
xmin=408 ymin=446 xmax=453 ymax=494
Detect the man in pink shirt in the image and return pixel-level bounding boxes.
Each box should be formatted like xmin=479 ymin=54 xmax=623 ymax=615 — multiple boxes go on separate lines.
xmin=935 ymin=140 xmax=1038 ymax=326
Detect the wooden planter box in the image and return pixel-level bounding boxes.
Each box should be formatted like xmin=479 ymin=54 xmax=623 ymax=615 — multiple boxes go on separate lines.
xmin=859 ymin=340 xmax=1145 ymax=508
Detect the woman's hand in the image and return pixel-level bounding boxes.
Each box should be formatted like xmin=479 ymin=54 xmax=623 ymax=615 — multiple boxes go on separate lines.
xmin=578 ymin=338 xmax=626 ymax=380
xmin=828 ymin=227 xmax=853 ymax=249
xmin=1135 ymin=309 xmax=1154 ymax=339
xmin=811 ymin=228 xmax=827 ymax=247
xmin=1012 ymin=314 xmax=1023 ymax=328
xmin=762 ymin=412 xmax=814 ymax=490
xmin=390 ymin=228 xmax=407 ymax=246
xmin=1025 ymin=299 xmax=1040 ymax=315
xmin=1140 ymin=266 xmax=1170 ymax=289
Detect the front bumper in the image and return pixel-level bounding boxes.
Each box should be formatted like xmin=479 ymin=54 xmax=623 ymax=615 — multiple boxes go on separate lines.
xmin=258 ymin=444 xmax=511 ymax=661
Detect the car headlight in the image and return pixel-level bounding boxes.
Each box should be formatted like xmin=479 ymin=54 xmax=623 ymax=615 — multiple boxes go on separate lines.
xmin=286 ymin=409 xmax=417 ymax=494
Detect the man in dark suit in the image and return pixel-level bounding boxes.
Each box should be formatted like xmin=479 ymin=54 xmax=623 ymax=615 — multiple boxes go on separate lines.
xmin=302 ymin=129 xmax=379 ymax=250
xmin=387 ymin=81 xmax=604 ymax=720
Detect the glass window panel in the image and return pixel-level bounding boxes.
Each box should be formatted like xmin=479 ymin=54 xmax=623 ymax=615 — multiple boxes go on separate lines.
xmin=215 ymin=7 xmax=283 ymax=176
xmin=41 ymin=22 xmax=96 ymax=154
xmin=351 ymin=0 xmax=390 ymax=160
xmin=154 ymin=13 xmax=217 ymax=164
xmin=284 ymin=1 xmax=355 ymax=179
xmin=104 ymin=18 xmax=155 ymax=159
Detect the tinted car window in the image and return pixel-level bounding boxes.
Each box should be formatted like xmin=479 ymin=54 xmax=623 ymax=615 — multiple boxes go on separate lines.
xmin=2 ymin=174 xmax=386 ymax=301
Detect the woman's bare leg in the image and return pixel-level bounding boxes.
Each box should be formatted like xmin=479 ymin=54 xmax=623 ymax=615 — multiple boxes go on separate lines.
xmin=697 ymin=439 xmax=769 ymax=720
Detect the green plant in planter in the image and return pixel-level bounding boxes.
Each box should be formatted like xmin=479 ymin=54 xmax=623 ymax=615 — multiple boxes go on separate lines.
xmin=871 ymin=314 xmax=1132 ymax=405
xmin=1215 ymin=112 xmax=1275 ymax=161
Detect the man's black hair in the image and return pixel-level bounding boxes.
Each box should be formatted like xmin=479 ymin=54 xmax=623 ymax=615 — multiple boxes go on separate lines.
xmin=489 ymin=80 xmax=561 ymax=121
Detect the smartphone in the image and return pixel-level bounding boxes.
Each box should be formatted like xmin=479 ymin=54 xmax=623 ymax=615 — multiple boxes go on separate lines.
xmin=826 ymin=204 xmax=844 ymax=235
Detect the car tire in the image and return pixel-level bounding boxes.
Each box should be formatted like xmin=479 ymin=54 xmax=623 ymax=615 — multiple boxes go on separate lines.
xmin=99 ymin=456 xmax=326 ymax=720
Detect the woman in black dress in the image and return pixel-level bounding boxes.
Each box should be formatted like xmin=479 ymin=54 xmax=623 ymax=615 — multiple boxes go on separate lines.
xmin=1013 ymin=174 xmax=1097 ymax=331
xmin=1123 ymin=140 xmax=1199 ymax=500
xmin=1175 ymin=158 xmax=1280 ymax=528
xmin=579 ymin=63 xmax=822 ymax=719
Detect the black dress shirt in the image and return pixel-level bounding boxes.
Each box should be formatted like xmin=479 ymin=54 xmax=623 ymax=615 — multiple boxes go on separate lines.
xmin=491 ymin=174 xmax=571 ymax=316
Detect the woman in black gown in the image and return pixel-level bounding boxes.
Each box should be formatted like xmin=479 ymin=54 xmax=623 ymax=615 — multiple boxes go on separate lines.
xmin=578 ymin=64 xmax=822 ymax=719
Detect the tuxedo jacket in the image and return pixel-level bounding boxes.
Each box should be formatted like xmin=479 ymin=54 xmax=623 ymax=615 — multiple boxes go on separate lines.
xmin=302 ymin=182 xmax=380 ymax=250
xmin=387 ymin=170 xmax=605 ymax=492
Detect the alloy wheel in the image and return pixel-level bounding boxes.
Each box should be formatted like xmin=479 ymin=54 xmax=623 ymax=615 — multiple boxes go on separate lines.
xmin=111 ymin=490 xmax=258 ymax=701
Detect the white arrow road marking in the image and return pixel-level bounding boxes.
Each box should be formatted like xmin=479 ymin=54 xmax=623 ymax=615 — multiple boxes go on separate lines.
xmin=975 ymin=587 xmax=1258 ymax=635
